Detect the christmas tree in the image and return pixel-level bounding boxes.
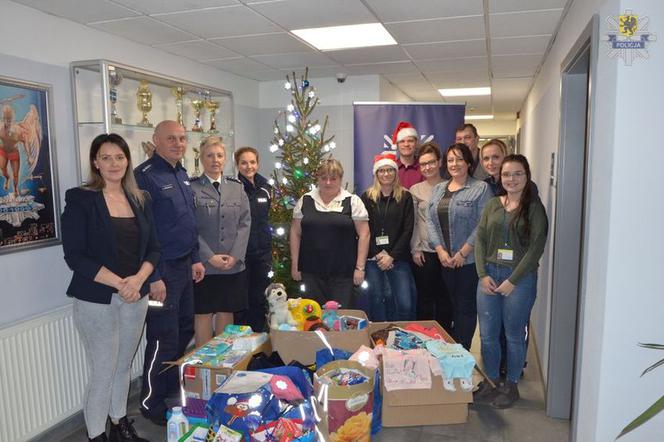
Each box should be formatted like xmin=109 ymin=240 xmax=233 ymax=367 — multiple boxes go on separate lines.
xmin=268 ymin=68 xmax=337 ymax=293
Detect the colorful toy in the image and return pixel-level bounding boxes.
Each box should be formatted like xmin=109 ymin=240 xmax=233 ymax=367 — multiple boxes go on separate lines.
xmin=266 ymin=283 xmax=298 ymax=330
xmin=321 ymin=301 xmax=341 ymax=330
xmin=287 ymin=298 xmax=322 ymax=330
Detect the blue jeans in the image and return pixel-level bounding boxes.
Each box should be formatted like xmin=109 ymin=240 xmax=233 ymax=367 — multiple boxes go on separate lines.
xmin=477 ymin=263 xmax=537 ymax=383
xmin=365 ymin=260 xmax=416 ymax=321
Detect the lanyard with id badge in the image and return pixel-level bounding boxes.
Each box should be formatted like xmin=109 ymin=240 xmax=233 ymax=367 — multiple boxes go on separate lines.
xmin=375 ymin=196 xmax=391 ymax=247
xmin=497 ymin=208 xmax=514 ymax=262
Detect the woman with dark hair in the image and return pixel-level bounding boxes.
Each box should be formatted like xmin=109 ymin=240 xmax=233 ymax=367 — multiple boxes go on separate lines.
xmin=473 ymin=154 xmax=548 ymax=409
xmin=361 ymin=152 xmax=415 ymax=321
xmin=426 ymin=143 xmax=491 ymax=350
xmin=410 ymin=142 xmax=453 ymax=328
xmin=234 ymin=146 xmax=272 ymax=332
xmin=61 ymin=133 xmax=160 ymax=442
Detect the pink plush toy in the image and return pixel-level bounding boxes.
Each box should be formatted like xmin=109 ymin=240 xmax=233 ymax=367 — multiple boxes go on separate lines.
xmin=322 ymin=301 xmax=341 ymax=330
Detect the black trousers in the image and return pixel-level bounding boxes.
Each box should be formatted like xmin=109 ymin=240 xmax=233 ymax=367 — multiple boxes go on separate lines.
xmin=441 ymin=263 xmax=478 ymax=351
xmin=235 ymin=252 xmax=271 ymax=332
xmin=301 ymin=272 xmax=354 ymax=308
xmin=411 ymin=252 xmax=454 ymax=330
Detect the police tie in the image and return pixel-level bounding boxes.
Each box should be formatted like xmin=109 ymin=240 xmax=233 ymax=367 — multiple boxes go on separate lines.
xmin=212 ymin=181 xmax=220 ymax=194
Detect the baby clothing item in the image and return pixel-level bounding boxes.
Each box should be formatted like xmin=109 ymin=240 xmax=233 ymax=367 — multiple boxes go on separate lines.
xmin=349 ymin=345 xmax=380 ymax=370
xmin=425 ymin=341 xmax=476 ymax=392
xmin=382 ymin=348 xmax=432 ymax=391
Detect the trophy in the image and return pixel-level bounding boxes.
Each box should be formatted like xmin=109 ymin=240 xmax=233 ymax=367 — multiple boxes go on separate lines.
xmin=190 ymin=98 xmax=205 ymax=132
xmin=205 ymin=99 xmax=219 ymax=133
xmin=108 ymin=66 xmax=123 ymax=124
xmin=172 ymin=86 xmax=185 ymax=126
xmin=192 ymin=146 xmax=201 ymax=176
xmin=136 ymin=80 xmax=153 ymax=127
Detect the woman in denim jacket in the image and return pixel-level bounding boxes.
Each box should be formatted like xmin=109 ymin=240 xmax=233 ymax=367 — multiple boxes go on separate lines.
xmin=426 ymin=143 xmax=491 ymax=350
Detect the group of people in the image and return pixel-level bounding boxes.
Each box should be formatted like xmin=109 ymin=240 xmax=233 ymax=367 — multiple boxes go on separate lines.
xmin=61 ymin=121 xmax=273 ymax=441
xmin=288 ymin=122 xmax=548 ymax=410
xmin=61 ymin=119 xmax=548 ymax=441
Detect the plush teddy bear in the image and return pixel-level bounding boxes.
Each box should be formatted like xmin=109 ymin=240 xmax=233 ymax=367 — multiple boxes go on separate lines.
xmin=265 ymin=283 xmax=298 ymax=330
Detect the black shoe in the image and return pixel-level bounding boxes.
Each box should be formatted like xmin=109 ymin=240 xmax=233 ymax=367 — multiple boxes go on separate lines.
xmin=89 ymin=433 xmax=109 ymax=442
xmin=492 ymin=381 xmax=520 ymax=409
xmin=109 ymin=416 xmax=150 ymax=442
xmin=472 ymin=380 xmax=499 ymax=405
xmin=139 ymin=407 xmax=167 ymax=427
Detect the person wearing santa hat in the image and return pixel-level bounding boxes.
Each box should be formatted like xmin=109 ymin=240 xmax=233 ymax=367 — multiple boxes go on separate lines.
xmin=392 ymin=121 xmax=424 ymax=189
xmin=359 ymin=152 xmax=416 ymax=321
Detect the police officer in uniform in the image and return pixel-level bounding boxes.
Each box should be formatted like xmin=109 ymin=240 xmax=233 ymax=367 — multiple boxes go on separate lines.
xmin=234 ymin=146 xmax=272 ymax=332
xmin=134 ymin=120 xmax=205 ymax=424
xmin=190 ymin=136 xmax=251 ymax=346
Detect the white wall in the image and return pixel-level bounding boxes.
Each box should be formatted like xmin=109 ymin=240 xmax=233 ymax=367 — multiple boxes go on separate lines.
xmin=520 ymin=0 xmax=664 ymax=440
xmin=0 ymin=0 xmax=261 ymax=326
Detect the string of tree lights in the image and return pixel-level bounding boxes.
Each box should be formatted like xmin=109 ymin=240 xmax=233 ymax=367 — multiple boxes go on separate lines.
xmin=267 ymin=68 xmax=337 ymax=293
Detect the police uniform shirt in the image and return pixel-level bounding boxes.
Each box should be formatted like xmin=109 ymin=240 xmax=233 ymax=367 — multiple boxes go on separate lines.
xmin=238 ymin=172 xmax=272 ymax=257
xmin=134 ymin=153 xmax=200 ymax=263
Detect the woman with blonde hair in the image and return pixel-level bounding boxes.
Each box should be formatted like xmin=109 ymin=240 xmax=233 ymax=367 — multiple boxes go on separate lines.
xmin=360 ymin=152 xmax=415 ymax=320
xmin=290 ymin=159 xmax=369 ymax=306
xmin=190 ymin=136 xmax=251 ymax=345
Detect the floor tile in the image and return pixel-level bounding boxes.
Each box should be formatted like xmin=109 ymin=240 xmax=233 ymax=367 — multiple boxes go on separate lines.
xmin=502 ymin=407 xmax=570 ymax=442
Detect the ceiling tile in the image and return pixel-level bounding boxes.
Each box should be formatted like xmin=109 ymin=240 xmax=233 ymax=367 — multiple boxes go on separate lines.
xmin=249 ymin=0 xmax=375 ymax=29
xmin=404 ymin=40 xmax=486 ymax=60
xmin=382 ymin=72 xmax=428 ymax=86
xmin=243 ymin=70 xmax=290 ymax=81
xmin=325 ymin=46 xmax=409 ymax=65
xmin=203 ymin=57 xmax=272 ymax=72
xmin=490 ymin=9 xmax=563 ymax=38
xmin=154 ymin=5 xmax=280 ymax=39
xmin=491 ymin=35 xmax=552 ymax=55
xmin=111 ymin=0 xmax=239 ymax=15
xmin=427 ymin=71 xmax=490 ymax=88
xmin=304 ymin=65 xmax=348 ymax=78
xmin=415 ymin=56 xmax=488 ymax=73
xmin=210 ymin=33 xmax=315 ymax=56
xmin=385 ymin=16 xmax=485 ymax=44
xmin=346 ymin=61 xmax=420 ymax=75
xmin=490 ymin=0 xmax=567 ymax=13
xmin=89 ymin=17 xmax=195 ymax=45
xmin=491 ymin=77 xmax=533 ymax=100
xmin=408 ymin=90 xmax=444 ymax=101
xmin=365 ymin=0 xmax=483 ymax=22
xmin=14 ymin=0 xmax=139 ymax=23
xmin=492 ymin=54 xmax=543 ymax=77
xmin=154 ymin=40 xmax=240 ymax=61
xmin=250 ymin=52 xmax=336 ymax=69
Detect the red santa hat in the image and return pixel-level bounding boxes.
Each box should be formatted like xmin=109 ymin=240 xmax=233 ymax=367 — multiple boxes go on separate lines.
xmin=373 ymin=152 xmax=398 ymax=175
xmin=391 ymin=121 xmax=418 ymax=145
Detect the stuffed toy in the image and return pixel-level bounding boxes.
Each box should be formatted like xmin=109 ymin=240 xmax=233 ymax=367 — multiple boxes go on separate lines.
xmin=287 ymin=298 xmax=322 ymax=330
xmin=266 ymin=283 xmax=297 ymax=330
xmin=322 ymin=300 xmax=341 ymax=330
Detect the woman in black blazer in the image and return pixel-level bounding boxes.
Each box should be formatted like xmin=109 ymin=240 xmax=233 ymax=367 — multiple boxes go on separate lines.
xmin=62 ymin=133 xmax=160 ymax=442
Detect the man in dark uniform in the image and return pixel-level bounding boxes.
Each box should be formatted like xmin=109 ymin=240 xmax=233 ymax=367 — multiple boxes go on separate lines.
xmin=134 ymin=120 xmax=205 ymax=424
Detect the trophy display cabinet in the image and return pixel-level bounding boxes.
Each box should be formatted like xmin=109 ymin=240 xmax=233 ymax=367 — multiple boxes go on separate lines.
xmin=70 ymin=59 xmax=234 ymax=184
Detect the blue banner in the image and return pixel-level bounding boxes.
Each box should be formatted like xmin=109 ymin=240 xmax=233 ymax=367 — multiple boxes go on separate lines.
xmin=353 ymin=103 xmax=465 ymax=193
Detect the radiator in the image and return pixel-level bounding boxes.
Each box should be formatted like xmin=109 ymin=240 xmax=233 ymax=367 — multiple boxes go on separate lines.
xmin=0 ymin=304 xmax=146 ymax=442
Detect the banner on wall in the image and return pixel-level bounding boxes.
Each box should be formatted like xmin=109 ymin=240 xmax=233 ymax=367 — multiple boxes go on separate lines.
xmin=352 ymin=102 xmax=465 ymax=193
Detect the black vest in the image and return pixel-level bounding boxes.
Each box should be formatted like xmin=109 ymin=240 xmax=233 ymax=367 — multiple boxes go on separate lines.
xmin=298 ymin=194 xmax=357 ymax=277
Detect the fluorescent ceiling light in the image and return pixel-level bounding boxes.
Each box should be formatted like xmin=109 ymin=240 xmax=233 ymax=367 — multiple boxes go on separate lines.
xmin=439 ymin=87 xmax=491 ymax=97
xmin=291 ymin=23 xmax=397 ymax=51
xmin=465 ymin=115 xmax=494 ymax=120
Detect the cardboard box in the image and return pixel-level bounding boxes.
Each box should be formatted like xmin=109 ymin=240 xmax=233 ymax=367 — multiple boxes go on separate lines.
xmin=171 ymin=339 xmax=272 ymax=400
xmin=270 ymin=309 xmax=371 ymax=366
xmin=368 ymin=320 xmax=473 ymax=426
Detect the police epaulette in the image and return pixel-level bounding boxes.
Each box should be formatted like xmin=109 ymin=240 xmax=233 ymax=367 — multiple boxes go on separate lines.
xmin=224 ymin=176 xmax=241 ymax=183
xmin=189 ymin=175 xmax=201 ymax=181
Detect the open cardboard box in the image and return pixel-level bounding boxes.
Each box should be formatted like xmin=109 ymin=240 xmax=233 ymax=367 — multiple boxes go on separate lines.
xmin=369 ymin=320 xmax=473 ymax=426
xmin=168 ymin=339 xmax=272 ymax=400
xmin=270 ymin=309 xmax=371 ymax=366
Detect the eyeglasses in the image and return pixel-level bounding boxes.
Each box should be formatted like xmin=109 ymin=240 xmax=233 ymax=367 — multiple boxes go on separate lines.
xmin=419 ymin=159 xmax=439 ymax=169
xmin=501 ymin=171 xmax=526 ymax=178
xmin=376 ymin=168 xmax=396 ymax=175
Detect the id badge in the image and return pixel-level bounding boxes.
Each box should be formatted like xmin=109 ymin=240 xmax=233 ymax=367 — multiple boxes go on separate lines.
xmin=497 ymin=248 xmax=514 ymax=261
xmin=376 ymin=235 xmax=390 ymax=246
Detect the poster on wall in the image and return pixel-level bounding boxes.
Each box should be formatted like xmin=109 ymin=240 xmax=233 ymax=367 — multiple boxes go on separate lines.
xmin=0 ymin=75 xmax=60 ymax=254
